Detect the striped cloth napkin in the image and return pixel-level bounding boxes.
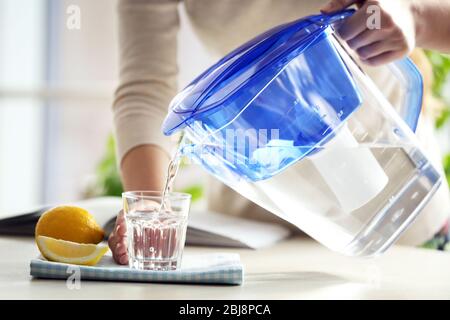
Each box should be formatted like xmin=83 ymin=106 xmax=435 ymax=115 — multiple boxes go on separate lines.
xmin=30 ymin=253 xmax=243 ymax=285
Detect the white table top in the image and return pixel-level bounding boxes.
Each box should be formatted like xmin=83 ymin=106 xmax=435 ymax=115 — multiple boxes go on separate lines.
xmin=1 ymin=235 xmax=450 ymax=299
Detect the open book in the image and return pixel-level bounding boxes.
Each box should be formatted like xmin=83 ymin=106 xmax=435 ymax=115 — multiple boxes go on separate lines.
xmin=0 ymin=197 xmax=290 ymax=249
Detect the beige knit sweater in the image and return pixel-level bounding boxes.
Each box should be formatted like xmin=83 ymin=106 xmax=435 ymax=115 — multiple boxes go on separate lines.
xmin=113 ymin=0 xmax=450 ymax=245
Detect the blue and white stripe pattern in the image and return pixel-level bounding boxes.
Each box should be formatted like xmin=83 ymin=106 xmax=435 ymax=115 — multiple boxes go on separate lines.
xmin=30 ymin=253 xmax=243 ymax=285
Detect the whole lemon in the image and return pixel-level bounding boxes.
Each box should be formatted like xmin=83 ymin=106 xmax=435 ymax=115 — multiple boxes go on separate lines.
xmin=35 ymin=206 xmax=104 ymax=244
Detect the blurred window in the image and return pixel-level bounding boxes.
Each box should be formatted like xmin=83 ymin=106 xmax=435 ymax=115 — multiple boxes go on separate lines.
xmin=0 ymin=0 xmax=47 ymax=213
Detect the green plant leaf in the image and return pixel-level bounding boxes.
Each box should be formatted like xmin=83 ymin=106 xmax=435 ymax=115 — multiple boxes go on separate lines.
xmin=180 ymin=184 xmax=204 ymax=203
xmin=95 ymin=134 xmax=124 ymax=197
xmin=436 ymin=107 xmax=450 ymax=129
xmin=443 ymin=153 xmax=450 ymax=188
xmin=425 ymin=51 xmax=450 ymax=98
xmin=425 ymin=51 xmax=450 ymax=129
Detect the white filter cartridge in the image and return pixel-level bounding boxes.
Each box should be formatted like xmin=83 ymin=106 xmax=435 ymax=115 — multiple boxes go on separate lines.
xmin=309 ymin=125 xmax=389 ymax=212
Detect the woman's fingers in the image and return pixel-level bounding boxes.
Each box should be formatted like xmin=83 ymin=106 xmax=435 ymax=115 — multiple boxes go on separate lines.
xmin=321 ymin=0 xmax=361 ymax=13
xmin=108 ymin=216 xmax=125 ymax=249
xmin=107 ymin=230 xmax=118 ymax=250
xmin=347 ymin=28 xmax=386 ymax=50
xmin=108 ymin=235 xmax=121 ymax=264
xmin=115 ymin=221 xmax=127 ymax=237
xmin=360 ymin=50 xmax=405 ymax=66
xmin=109 ymin=232 xmax=128 ymax=264
xmin=115 ymin=241 xmax=129 ymax=265
xmin=115 ymin=240 xmax=128 ymax=255
xmin=324 ymin=0 xmax=415 ymax=65
xmin=108 ymin=210 xmax=129 ymax=265
xmin=115 ymin=210 xmax=125 ymax=225
xmin=357 ymin=40 xmax=402 ymax=60
xmin=335 ymin=7 xmax=368 ymax=41
xmin=118 ymin=254 xmax=129 ymax=265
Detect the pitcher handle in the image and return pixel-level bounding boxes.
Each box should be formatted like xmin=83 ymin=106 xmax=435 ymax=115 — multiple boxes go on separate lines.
xmin=387 ymin=58 xmax=424 ymax=132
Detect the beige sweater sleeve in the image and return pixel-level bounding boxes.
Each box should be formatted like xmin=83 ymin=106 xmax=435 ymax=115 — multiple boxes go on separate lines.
xmin=113 ymin=0 xmax=180 ymax=163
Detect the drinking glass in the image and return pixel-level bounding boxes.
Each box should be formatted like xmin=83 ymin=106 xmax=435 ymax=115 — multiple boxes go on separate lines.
xmin=122 ymin=191 xmax=191 ymax=271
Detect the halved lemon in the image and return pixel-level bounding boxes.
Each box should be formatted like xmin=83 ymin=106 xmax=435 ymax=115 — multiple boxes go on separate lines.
xmin=35 ymin=206 xmax=104 ymax=244
xmin=36 ymin=235 xmax=109 ymax=266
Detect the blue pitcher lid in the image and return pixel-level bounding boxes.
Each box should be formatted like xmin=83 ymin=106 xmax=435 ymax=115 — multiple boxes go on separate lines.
xmin=162 ymin=10 xmax=354 ymax=135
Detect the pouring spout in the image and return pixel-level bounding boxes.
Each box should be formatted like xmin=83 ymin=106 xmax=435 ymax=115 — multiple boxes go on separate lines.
xmin=179 ymin=143 xmax=198 ymax=157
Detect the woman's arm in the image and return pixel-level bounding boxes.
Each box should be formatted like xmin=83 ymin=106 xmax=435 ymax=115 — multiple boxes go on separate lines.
xmin=109 ymin=0 xmax=180 ymax=264
xmin=120 ymin=144 xmax=169 ymax=191
xmin=411 ymin=0 xmax=450 ymax=53
xmin=321 ymin=0 xmax=450 ymax=66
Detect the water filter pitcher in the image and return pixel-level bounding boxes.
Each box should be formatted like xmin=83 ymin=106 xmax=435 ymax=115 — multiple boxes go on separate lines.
xmin=162 ymin=10 xmax=442 ymax=256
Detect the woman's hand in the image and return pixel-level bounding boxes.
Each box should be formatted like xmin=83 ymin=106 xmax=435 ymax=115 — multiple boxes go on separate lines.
xmin=108 ymin=210 xmax=129 ymax=265
xmin=321 ymin=0 xmax=416 ymax=66
xmin=108 ymin=199 xmax=162 ymax=265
